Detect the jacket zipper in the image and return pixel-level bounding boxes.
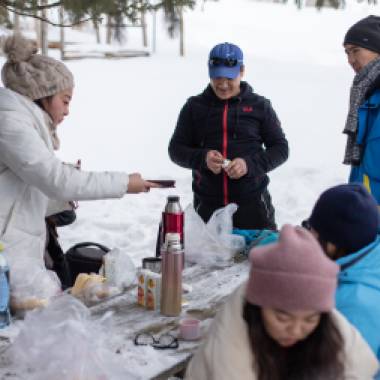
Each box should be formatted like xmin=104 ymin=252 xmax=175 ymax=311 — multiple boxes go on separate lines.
xmin=223 ymin=102 xmax=229 ymax=205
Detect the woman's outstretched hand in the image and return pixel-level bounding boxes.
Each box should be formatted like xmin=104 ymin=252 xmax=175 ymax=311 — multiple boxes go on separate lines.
xmin=127 ymin=173 xmax=161 ymax=193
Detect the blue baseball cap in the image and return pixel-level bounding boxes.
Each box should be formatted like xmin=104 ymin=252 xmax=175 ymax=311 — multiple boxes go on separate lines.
xmin=208 ymin=42 xmax=244 ymax=79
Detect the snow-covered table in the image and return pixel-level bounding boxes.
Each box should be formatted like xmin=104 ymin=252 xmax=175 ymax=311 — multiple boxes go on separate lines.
xmin=0 ymin=259 xmax=250 ymax=379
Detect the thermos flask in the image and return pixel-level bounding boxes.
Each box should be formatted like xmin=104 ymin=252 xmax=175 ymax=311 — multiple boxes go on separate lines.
xmin=0 ymin=244 xmax=10 ymax=329
xmin=160 ymin=233 xmax=183 ymax=316
xmin=156 ymin=196 xmax=184 ymax=257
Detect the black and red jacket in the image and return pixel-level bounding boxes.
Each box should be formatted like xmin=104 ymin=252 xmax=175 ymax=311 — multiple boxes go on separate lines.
xmin=168 ymin=82 xmax=289 ymax=206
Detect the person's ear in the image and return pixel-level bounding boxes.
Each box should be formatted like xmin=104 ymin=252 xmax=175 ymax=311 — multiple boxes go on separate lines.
xmin=240 ymin=65 xmax=245 ymax=78
xmin=40 ymin=98 xmax=49 ymax=112
xmin=326 ymin=242 xmax=338 ymax=259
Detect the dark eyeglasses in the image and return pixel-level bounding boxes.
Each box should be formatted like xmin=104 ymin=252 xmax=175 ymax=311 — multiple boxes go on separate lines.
xmin=134 ymin=332 xmax=179 ymax=350
xmin=209 ymin=57 xmax=242 ymax=67
xmin=301 ymin=219 xmax=311 ymax=231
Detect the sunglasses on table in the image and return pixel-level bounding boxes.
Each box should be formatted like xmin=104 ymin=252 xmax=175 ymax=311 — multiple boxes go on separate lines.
xmin=134 ymin=332 xmax=179 ymax=350
xmin=209 ymin=57 xmax=242 ymax=67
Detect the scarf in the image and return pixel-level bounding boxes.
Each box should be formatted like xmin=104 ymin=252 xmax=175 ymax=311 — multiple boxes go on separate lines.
xmin=42 ymin=110 xmax=60 ymax=150
xmin=343 ymin=57 xmax=380 ymax=165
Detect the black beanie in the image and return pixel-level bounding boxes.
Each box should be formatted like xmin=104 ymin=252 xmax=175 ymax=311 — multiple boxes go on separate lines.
xmin=309 ymin=184 xmax=379 ymax=254
xmin=344 ymin=15 xmax=380 ymax=53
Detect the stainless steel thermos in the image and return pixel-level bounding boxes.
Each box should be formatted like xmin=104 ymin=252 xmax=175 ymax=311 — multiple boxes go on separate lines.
xmin=160 ymin=233 xmax=183 ymax=316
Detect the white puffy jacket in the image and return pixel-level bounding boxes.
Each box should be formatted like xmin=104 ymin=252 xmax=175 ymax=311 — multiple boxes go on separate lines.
xmin=0 ymin=88 xmax=129 ymax=301
xmin=185 ymin=283 xmax=379 ymax=380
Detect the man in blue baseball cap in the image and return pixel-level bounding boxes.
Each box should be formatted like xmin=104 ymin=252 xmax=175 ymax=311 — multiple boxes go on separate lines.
xmin=208 ymin=43 xmax=244 ymax=81
xmin=169 ymin=42 xmax=289 ymax=230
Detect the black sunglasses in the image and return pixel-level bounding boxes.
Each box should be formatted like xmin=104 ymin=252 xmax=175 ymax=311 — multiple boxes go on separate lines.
xmin=209 ymin=57 xmax=242 ymax=67
xmin=134 ymin=332 xmax=179 ymax=350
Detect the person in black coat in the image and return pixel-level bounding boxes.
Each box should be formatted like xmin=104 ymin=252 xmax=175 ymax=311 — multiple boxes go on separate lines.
xmin=168 ymin=42 xmax=289 ymax=229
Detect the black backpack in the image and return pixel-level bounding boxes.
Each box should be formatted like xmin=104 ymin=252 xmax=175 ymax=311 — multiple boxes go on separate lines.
xmin=45 ymin=210 xmax=110 ymax=289
xmin=65 ymin=242 xmax=110 ymax=287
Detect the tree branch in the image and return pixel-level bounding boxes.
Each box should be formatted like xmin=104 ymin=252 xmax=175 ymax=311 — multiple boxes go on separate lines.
xmin=2 ymin=5 xmax=100 ymax=27
xmin=0 ymin=0 xmax=64 ymax=11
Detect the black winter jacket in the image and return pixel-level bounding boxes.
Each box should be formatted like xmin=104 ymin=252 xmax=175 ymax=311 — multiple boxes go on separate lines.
xmin=168 ymin=82 xmax=289 ymax=205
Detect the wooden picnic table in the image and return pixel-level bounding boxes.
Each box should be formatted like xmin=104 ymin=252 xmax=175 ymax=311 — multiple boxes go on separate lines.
xmin=0 ymin=259 xmax=250 ymax=380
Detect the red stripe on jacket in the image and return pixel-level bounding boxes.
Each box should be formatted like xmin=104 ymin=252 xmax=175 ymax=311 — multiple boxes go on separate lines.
xmin=223 ymin=103 xmax=228 ymax=205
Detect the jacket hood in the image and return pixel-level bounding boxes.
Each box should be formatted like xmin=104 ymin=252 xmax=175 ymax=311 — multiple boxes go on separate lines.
xmin=0 ymin=87 xmax=29 ymax=112
xmin=337 ymin=236 xmax=380 ymax=289
xmin=0 ymin=87 xmax=43 ymax=120
xmin=201 ymin=81 xmax=253 ymax=103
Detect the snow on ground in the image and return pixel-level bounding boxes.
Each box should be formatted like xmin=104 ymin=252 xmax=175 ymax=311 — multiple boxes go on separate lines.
xmin=0 ymin=0 xmax=374 ymax=271
xmin=18 ymin=0 xmax=370 ymax=267
xmin=0 ymin=0 xmax=378 ymax=377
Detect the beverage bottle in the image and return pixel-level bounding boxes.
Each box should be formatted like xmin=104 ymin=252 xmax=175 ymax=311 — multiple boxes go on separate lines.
xmin=156 ymin=196 xmax=184 ymax=258
xmin=160 ymin=233 xmax=183 ymax=316
xmin=0 ymin=244 xmax=10 ymax=328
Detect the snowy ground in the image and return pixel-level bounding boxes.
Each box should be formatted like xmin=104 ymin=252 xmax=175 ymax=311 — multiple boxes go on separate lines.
xmin=22 ymin=0 xmax=372 ymax=267
xmin=0 ymin=0 xmax=378 ymax=377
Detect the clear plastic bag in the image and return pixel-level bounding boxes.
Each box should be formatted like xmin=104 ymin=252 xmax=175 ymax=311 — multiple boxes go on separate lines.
xmin=102 ymin=248 xmax=136 ymax=290
xmin=7 ymin=294 xmax=135 ymax=379
xmin=184 ymin=203 xmax=245 ymax=266
xmin=9 ymin=257 xmax=61 ymax=314
xmin=70 ymin=273 xmax=119 ymax=306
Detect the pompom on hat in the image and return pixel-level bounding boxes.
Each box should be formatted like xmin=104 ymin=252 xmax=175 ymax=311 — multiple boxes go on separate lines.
xmin=1 ymin=34 xmax=74 ymax=100
xmin=246 ymin=224 xmax=339 ymax=312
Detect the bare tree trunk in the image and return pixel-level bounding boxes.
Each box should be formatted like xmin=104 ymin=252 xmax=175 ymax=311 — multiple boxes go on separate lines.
xmin=35 ymin=17 xmax=40 ymax=45
xmin=106 ymin=15 xmax=112 ymax=44
xmin=152 ymin=9 xmax=157 ymax=53
xmin=93 ymin=19 xmax=101 ymax=44
xmin=14 ymin=12 xmax=20 ymax=33
xmin=59 ymin=6 xmax=65 ymax=60
xmin=141 ymin=10 xmax=148 ymax=47
xmin=179 ymin=7 xmax=184 ymax=57
xmin=40 ymin=0 xmax=48 ymax=55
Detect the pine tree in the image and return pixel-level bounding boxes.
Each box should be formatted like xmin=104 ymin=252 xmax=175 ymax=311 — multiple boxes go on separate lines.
xmin=0 ymin=0 xmax=197 ymax=37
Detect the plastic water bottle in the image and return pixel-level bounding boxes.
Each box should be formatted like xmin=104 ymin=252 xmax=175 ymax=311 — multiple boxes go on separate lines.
xmin=0 ymin=245 xmax=10 ymax=328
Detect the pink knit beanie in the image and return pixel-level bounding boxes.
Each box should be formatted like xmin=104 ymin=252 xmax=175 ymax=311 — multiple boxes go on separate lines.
xmin=246 ymin=224 xmax=339 ymax=312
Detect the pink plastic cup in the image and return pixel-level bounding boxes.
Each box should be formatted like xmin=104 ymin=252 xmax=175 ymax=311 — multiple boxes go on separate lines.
xmin=179 ymin=318 xmax=201 ymax=341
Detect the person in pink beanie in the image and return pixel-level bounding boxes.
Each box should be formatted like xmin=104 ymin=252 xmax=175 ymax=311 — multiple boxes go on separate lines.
xmin=185 ymin=224 xmax=379 ymax=380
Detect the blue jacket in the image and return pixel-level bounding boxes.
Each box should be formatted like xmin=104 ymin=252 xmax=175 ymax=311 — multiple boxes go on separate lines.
xmin=349 ymin=89 xmax=380 ymax=204
xmin=336 ymin=236 xmax=380 ymax=361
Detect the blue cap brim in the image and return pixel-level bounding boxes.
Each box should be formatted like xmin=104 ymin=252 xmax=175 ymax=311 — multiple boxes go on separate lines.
xmin=209 ymin=65 xmax=241 ymax=79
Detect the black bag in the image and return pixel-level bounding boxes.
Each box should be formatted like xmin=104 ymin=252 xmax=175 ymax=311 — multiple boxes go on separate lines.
xmin=65 ymin=242 xmax=110 ymax=287
xmin=45 ymin=210 xmax=77 ymax=290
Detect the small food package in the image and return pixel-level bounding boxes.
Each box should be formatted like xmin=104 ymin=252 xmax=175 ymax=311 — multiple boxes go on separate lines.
xmin=137 ymin=269 xmax=150 ymax=307
xmin=145 ymin=272 xmax=161 ymax=311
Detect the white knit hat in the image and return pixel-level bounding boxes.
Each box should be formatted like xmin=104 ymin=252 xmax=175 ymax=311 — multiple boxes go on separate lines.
xmin=1 ymin=34 xmax=74 ymax=100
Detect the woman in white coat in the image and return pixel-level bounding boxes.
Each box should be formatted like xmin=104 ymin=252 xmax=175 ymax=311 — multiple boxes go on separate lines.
xmin=185 ymin=225 xmax=379 ymax=380
xmin=0 ymin=34 xmax=158 ymax=308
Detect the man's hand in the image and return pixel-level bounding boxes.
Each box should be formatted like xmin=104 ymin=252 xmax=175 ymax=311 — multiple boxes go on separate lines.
xmin=206 ymin=150 xmax=224 ymax=174
xmin=127 ymin=173 xmax=161 ymax=193
xmin=225 ymin=158 xmax=248 ymax=179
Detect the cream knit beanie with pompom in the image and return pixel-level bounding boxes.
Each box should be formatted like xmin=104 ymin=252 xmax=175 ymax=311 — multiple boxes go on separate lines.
xmin=1 ymin=34 xmax=74 ymax=100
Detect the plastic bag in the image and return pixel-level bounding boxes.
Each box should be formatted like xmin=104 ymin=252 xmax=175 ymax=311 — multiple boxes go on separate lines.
xmin=102 ymin=248 xmax=136 ymax=290
xmin=7 ymin=294 xmax=135 ymax=379
xmin=9 ymin=257 xmax=61 ymax=315
xmin=233 ymin=228 xmax=279 ymax=256
xmin=70 ymin=273 xmax=119 ymax=306
xmin=184 ymin=203 xmax=245 ymax=265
